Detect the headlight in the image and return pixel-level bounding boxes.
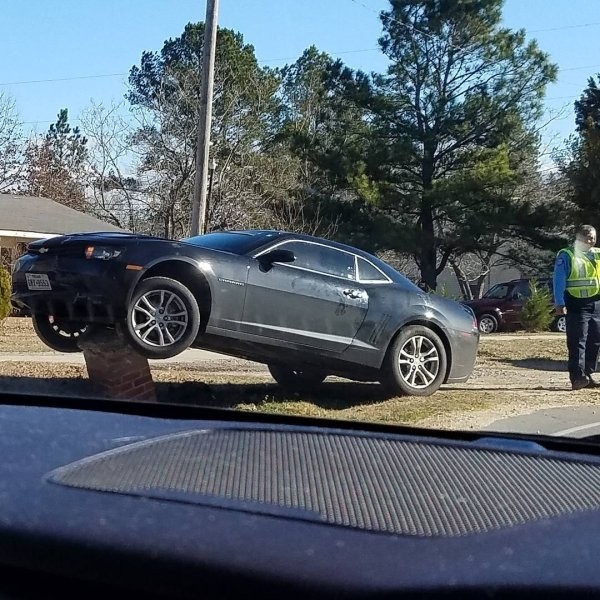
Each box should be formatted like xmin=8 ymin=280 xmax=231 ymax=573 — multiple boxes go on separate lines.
xmin=84 ymin=246 xmax=122 ymax=260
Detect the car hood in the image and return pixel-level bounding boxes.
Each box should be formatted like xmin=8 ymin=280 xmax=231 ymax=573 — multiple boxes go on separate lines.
xmin=27 ymin=232 xmax=154 ymax=250
xmin=421 ymin=295 xmax=478 ymax=334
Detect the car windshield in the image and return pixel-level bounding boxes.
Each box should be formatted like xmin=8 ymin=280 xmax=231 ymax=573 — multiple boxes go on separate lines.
xmin=183 ymin=232 xmax=275 ymax=255
xmin=1 ymin=0 xmax=599 ymax=443
xmin=483 ymin=284 xmax=511 ymax=299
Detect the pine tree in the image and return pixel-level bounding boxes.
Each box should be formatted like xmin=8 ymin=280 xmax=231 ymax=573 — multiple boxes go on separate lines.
xmin=521 ymin=281 xmax=554 ymax=332
xmin=24 ymin=109 xmax=88 ymax=210
xmin=0 ymin=266 xmax=11 ymax=325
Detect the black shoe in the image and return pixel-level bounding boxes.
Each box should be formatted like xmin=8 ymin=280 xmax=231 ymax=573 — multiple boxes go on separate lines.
xmin=588 ymin=376 xmax=600 ymax=388
xmin=572 ymin=378 xmax=590 ymax=391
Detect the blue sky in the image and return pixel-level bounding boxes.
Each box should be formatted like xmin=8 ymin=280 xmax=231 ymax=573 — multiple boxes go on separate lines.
xmin=1 ymin=0 xmax=599 ymax=149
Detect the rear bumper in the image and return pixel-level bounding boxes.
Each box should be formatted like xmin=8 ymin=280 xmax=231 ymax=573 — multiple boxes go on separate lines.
xmin=11 ymin=254 xmax=136 ymax=324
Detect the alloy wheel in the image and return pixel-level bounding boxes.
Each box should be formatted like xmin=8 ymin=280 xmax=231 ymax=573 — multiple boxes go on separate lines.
xmin=131 ymin=289 xmax=189 ymax=347
xmin=397 ymin=335 xmax=440 ymax=389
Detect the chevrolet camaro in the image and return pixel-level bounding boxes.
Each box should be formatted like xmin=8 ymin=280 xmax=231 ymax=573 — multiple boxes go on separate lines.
xmin=11 ymin=230 xmax=479 ymax=396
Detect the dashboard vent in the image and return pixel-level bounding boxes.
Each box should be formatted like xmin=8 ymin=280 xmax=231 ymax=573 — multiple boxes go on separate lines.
xmin=50 ymin=428 xmax=600 ymax=537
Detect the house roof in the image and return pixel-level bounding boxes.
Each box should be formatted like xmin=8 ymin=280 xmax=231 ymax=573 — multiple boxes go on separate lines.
xmin=0 ymin=194 xmax=126 ymax=236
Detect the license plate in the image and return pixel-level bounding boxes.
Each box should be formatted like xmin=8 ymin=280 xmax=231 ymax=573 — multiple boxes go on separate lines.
xmin=25 ymin=274 xmax=52 ymax=291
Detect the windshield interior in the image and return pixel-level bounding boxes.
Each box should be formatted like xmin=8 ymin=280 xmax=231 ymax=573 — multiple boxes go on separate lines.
xmin=1 ymin=0 xmax=599 ymax=442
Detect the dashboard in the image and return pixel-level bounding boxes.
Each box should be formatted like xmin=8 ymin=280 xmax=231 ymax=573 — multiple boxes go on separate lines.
xmin=0 ymin=392 xmax=598 ymax=598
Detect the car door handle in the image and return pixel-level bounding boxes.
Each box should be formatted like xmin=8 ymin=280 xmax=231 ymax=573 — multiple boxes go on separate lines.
xmin=343 ymin=289 xmax=364 ymax=299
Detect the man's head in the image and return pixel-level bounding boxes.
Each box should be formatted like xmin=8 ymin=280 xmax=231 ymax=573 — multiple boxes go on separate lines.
xmin=575 ymin=224 xmax=597 ymax=252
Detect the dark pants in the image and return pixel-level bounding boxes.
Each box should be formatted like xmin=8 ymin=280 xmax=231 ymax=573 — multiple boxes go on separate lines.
xmin=566 ymin=300 xmax=600 ymax=383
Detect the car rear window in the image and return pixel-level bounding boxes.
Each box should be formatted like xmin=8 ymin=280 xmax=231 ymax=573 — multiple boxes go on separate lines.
xmin=357 ymin=257 xmax=388 ymax=282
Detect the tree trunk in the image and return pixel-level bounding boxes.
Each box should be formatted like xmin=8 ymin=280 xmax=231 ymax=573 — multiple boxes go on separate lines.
xmin=420 ymin=156 xmax=437 ymax=291
xmin=450 ymin=260 xmax=473 ymax=300
xmin=475 ymin=273 xmax=487 ymax=299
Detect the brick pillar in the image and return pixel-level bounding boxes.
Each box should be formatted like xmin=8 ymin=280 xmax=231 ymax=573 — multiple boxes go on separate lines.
xmin=79 ymin=325 xmax=157 ymax=402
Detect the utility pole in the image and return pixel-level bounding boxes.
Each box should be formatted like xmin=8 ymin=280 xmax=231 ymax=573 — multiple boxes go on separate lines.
xmin=190 ymin=0 xmax=219 ymax=236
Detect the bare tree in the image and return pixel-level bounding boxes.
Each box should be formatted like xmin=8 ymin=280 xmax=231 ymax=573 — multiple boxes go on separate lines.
xmin=79 ymin=101 xmax=148 ymax=231
xmin=0 ymin=92 xmax=24 ymax=193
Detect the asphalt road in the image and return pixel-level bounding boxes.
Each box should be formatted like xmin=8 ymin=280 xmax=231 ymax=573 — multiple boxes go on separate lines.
xmin=487 ymin=406 xmax=600 ymax=438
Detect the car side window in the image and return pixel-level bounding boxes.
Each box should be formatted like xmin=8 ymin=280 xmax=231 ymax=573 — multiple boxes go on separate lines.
xmin=276 ymin=242 xmax=356 ymax=280
xmin=357 ymin=257 xmax=388 ymax=282
xmin=513 ymin=281 xmax=531 ymax=299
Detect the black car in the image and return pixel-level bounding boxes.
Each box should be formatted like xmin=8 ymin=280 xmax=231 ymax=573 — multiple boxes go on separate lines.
xmin=11 ymin=230 xmax=479 ymax=396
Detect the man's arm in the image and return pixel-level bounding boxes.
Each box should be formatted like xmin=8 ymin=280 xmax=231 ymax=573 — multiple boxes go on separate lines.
xmin=553 ymin=250 xmax=569 ymax=311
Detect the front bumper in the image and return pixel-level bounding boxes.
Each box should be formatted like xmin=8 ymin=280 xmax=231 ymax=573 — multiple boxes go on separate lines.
xmin=446 ymin=329 xmax=479 ymax=383
xmin=11 ymin=254 xmax=137 ymax=324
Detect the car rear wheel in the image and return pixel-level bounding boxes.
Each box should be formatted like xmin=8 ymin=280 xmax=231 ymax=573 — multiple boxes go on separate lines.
xmin=32 ymin=314 xmax=89 ymax=353
xmin=553 ymin=315 xmax=567 ymax=333
xmin=478 ymin=314 xmax=498 ymax=334
xmin=381 ymin=325 xmax=447 ymax=397
xmin=126 ymin=276 xmax=200 ymax=359
xmin=268 ymin=365 xmax=327 ymax=390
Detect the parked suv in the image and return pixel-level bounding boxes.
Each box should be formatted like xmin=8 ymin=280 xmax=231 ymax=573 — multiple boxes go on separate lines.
xmin=463 ymin=278 xmax=565 ymax=334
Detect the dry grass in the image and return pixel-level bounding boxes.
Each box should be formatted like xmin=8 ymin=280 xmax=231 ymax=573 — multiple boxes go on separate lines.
xmin=0 ymin=320 xmax=596 ymax=431
xmin=0 ymin=317 xmax=48 ymax=353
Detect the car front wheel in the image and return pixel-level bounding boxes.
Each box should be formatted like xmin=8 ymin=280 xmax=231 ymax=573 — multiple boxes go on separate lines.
xmin=126 ymin=276 xmax=200 ymax=359
xmin=268 ymin=365 xmax=327 ymax=390
xmin=382 ymin=325 xmax=447 ymax=397
xmin=32 ymin=315 xmax=90 ymax=353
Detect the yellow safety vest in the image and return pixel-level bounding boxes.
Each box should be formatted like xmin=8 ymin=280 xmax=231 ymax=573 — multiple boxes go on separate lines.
xmin=562 ymin=247 xmax=600 ymax=299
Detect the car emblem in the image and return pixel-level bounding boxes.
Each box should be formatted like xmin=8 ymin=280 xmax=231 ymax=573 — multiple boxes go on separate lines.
xmin=39 ymin=247 xmax=48 ymax=253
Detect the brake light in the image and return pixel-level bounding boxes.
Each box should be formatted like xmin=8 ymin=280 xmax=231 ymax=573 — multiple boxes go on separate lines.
xmin=461 ymin=303 xmax=478 ymax=331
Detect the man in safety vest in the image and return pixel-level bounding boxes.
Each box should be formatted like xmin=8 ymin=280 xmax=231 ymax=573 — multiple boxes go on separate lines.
xmin=553 ymin=224 xmax=600 ymax=390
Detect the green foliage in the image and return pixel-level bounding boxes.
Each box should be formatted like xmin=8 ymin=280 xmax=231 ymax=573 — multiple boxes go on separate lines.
xmin=292 ymin=0 xmax=558 ymax=289
xmin=128 ymin=22 xmax=287 ymax=237
xmin=520 ymin=281 xmax=554 ymax=332
xmin=0 ymin=266 xmax=11 ymax=325
xmin=24 ymin=109 xmax=88 ymax=210
xmin=575 ymin=75 xmax=600 ymax=132
xmin=46 ymin=109 xmax=88 ymax=167
xmin=562 ymin=77 xmax=600 ymax=226
xmin=431 ymin=283 xmax=459 ymax=301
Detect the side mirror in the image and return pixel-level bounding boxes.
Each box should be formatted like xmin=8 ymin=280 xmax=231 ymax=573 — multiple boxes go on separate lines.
xmin=258 ymin=249 xmax=295 ymax=271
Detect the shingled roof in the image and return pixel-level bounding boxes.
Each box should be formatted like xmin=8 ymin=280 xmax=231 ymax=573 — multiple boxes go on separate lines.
xmin=0 ymin=194 xmax=126 ymax=235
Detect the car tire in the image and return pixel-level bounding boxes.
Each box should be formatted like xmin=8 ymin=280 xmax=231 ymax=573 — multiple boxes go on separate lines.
xmin=478 ymin=314 xmax=498 ymax=334
xmin=381 ymin=325 xmax=447 ymax=397
xmin=552 ymin=315 xmax=567 ymax=333
xmin=32 ymin=314 xmax=90 ymax=353
xmin=126 ymin=276 xmax=200 ymax=359
xmin=268 ymin=365 xmax=327 ymax=390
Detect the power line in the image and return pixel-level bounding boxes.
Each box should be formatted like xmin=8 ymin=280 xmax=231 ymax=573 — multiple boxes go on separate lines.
xmin=349 ymin=0 xmax=464 ymax=50
xmin=560 ymin=63 xmax=600 ymax=73
xmin=0 ymin=49 xmax=382 ymax=88
xmin=0 ymin=73 xmax=127 ymax=87
xmin=529 ymin=21 xmax=600 ymax=33
xmin=259 ymin=48 xmax=379 ymax=63
xmin=349 ymin=0 xmax=600 ymax=52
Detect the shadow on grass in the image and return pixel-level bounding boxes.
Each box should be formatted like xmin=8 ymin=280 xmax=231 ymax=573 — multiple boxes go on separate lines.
xmin=493 ymin=358 xmax=567 ymax=372
xmin=0 ymin=376 xmax=393 ymax=411
xmin=448 ymin=385 xmax=569 ymax=393
xmin=161 ymin=380 xmax=392 ymax=410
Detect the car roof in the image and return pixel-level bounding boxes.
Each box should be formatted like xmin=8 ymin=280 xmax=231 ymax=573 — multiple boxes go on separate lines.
xmin=507 ymin=277 xmax=551 ymax=283
xmin=226 ymin=229 xmax=382 ymax=261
